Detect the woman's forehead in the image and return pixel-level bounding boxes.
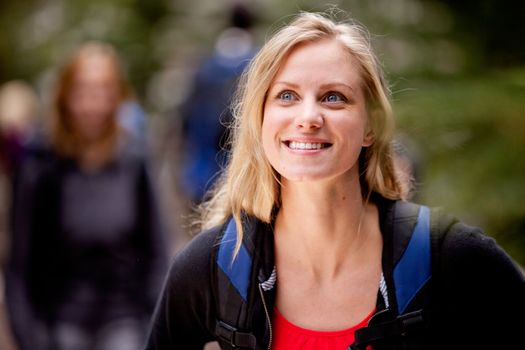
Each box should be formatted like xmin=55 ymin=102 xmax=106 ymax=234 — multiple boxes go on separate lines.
xmin=271 ymin=39 xmax=362 ymax=89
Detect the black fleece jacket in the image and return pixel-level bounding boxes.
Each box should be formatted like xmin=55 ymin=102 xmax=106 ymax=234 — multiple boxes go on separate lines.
xmin=145 ymin=197 xmax=525 ymax=350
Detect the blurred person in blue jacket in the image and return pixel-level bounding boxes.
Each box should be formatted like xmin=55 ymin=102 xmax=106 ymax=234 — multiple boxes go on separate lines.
xmin=179 ymin=2 xmax=258 ymax=203
xmin=5 ymin=41 xmax=168 ymax=350
xmin=117 ymin=99 xmax=148 ymax=143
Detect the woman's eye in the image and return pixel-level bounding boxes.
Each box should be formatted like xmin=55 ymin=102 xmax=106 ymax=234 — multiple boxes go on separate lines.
xmin=279 ymin=91 xmax=295 ymax=102
xmin=324 ymin=92 xmax=345 ymax=103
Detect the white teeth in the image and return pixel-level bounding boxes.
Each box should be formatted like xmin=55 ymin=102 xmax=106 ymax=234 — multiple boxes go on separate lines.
xmin=288 ymin=141 xmax=323 ymax=150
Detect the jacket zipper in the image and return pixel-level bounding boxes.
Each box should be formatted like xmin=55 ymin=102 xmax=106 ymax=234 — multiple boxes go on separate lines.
xmin=258 ymin=283 xmax=273 ymax=350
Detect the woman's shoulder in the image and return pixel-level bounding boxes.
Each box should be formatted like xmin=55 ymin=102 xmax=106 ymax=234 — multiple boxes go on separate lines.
xmin=440 ymin=219 xmax=513 ymax=264
xmin=381 ymin=197 xmax=512 ymax=262
xmin=436 ymin=215 xmax=525 ymax=290
xmin=408 ymin=201 xmax=523 ymax=274
xmin=381 ymin=197 xmax=524 ymax=280
xmin=166 ymin=224 xmax=225 ymax=286
xmin=147 ymin=224 xmax=226 ymax=347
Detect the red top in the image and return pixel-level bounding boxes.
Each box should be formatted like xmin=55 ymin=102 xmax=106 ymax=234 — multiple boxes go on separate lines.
xmin=271 ymin=308 xmax=375 ymax=350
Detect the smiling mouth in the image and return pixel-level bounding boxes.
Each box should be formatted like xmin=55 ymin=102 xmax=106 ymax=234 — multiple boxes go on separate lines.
xmin=284 ymin=141 xmax=332 ymax=150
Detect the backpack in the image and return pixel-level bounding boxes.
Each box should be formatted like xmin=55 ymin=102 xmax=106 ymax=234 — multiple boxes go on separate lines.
xmin=212 ymin=201 xmax=453 ymax=349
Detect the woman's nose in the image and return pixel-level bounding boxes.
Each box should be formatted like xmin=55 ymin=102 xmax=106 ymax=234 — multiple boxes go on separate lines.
xmin=295 ymin=99 xmax=324 ymax=130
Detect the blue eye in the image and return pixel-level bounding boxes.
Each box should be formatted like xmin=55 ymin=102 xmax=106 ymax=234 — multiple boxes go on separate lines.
xmin=279 ymin=91 xmax=295 ymax=101
xmin=324 ymin=92 xmax=344 ymax=103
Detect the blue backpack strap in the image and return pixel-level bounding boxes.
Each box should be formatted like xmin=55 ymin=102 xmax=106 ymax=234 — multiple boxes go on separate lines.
xmin=217 ymin=218 xmax=253 ymax=301
xmin=393 ymin=205 xmax=431 ymax=314
xmin=214 ymin=217 xmax=257 ymax=349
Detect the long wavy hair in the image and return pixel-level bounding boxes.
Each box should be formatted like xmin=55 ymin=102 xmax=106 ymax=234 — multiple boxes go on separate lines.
xmin=198 ymin=11 xmax=409 ymax=253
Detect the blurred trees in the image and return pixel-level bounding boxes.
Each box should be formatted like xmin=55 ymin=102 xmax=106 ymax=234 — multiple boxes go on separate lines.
xmin=0 ymin=0 xmax=523 ymax=263
xmin=0 ymin=0 xmax=171 ymax=100
xmin=438 ymin=0 xmax=525 ymax=67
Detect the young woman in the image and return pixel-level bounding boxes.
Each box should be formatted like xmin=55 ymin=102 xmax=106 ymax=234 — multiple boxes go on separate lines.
xmin=144 ymin=11 xmax=525 ymax=350
xmin=6 ymin=42 xmax=168 ymax=350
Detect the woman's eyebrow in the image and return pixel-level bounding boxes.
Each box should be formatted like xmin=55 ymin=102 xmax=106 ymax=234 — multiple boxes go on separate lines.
xmin=319 ymin=82 xmax=355 ymax=92
xmin=271 ymin=81 xmax=300 ymax=89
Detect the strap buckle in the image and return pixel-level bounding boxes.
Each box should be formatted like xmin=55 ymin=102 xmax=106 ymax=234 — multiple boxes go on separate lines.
xmin=350 ymin=309 xmax=428 ymax=349
xmin=398 ymin=310 xmax=425 ymax=336
xmin=216 ymin=320 xmax=256 ymax=349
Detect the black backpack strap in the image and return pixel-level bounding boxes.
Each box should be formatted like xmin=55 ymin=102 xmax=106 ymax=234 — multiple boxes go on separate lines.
xmin=351 ymin=309 xmax=428 ymax=350
xmin=350 ymin=201 xmax=433 ymax=350
xmin=215 ymin=321 xmax=257 ymax=349
xmin=213 ymin=218 xmax=257 ymax=349
xmin=428 ymin=206 xmax=457 ymax=283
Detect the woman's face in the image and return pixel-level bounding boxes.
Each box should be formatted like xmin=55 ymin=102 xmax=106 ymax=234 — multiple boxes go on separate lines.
xmin=67 ymin=56 xmax=120 ymax=141
xmin=262 ymin=39 xmax=373 ymax=184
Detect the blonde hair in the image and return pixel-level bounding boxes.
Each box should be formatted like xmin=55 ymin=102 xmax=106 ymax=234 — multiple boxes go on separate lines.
xmin=49 ymin=41 xmax=131 ymax=164
xmin=0 ymin=80 xmax=39 ymax=134
xmin=198 ymin=11 xmax=408 ymax=252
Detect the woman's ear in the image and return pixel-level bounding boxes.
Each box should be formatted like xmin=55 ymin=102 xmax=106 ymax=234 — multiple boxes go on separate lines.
xmin=362 ymin=129 xmax=375 ymax=147
xmin=363 ymin=108 xmax=377 ymax=147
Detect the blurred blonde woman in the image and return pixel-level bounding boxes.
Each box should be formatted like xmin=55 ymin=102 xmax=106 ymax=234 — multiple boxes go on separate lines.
xmin=6 ymin=42 xmax=167 ymax=350
xmin=0 ymin=80 xmax=40 ymax=263
xmin=0 ymin=80 xmax=40 ymax=173
xmin=144 ymin=10 xmax=525 ymax=350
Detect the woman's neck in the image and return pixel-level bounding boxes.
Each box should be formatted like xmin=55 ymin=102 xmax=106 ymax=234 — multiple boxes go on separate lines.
xmin=76 ymin=136 xmax=116 ymax=172
xmin=275 ymin=178 xmax=379 ymax=278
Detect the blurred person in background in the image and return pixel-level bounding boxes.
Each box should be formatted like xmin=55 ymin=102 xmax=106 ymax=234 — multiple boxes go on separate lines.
xmin=0 ymin=80 xmax=41 ymax=350
xmin=117 ymin=99 xmax=148 ymax=144
xmin=0 ymin=80 xmax=41 ymax=267
xmin=179 ymin=2 xmax=258 ymax=204
xmin=0 ymin=80 xmax=40 ymax=178
xmin=5 ymin=41 xmax=168 ymax=350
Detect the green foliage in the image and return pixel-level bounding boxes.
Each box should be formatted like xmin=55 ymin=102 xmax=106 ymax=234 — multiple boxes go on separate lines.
xmin=0 ymin=0 xmax=170 ymax=97
xmin=393 ymin=68 xmax=525 ymax=264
